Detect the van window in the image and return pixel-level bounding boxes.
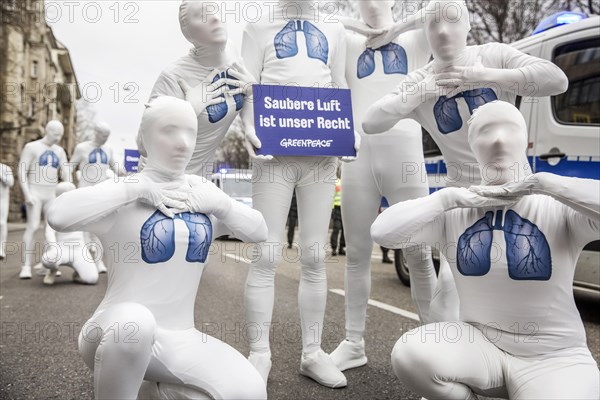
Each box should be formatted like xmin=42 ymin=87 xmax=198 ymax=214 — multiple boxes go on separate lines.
xmin=552 ymin=38 xmax=600 ymax=126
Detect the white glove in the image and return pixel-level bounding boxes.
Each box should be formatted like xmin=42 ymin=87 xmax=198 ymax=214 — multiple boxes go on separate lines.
xmin=469 ymin=174 xmax=543 ymax=199
xmin=439 ymin=187 xmax=518 ymax=210
xmin=244 ymin=126 xmax=273 ymax=161
xmin=434 ymin=56 xmax=487 ymax=98
xmin=178 ymin=70 xmax=234 ymax=116
xmin=134 ymin=175 xmax=188 ymax=218
xmin=168 ymin=181 xmax=233 ymax=219
xmin=227 ymin=61 xmax=256 ymax=97
xmin=24 ymin=194 xmax=40 ymax=208
xmin=341 ymin=130 xmax=362 ymax=163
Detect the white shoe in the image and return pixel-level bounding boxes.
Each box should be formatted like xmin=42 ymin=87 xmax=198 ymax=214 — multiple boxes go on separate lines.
xmin=330 ymin=338 xmax=368 ymax=371
xmin=248 ymin=351 xmax=272 ymax=384
xmin=96 ymin=260 xmax=107 ymax=273
xmin=43 ymin=269 xmax=57 ymax=285
xmin=34 ymin=263 xmax=46 ymax=276
xmin=19 ymin=266 xmax=32 ymax=279
xmin=300 ymin=349 xmax=347 ymax=388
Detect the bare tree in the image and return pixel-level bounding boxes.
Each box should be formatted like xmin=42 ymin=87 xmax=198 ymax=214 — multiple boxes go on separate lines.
xmin=216 ymin=117 xmax=250 ymax=170
xmin=467 ymin=0 xmax=598 ymax=44
xmin=75 ymin=98 xmax=97 ymax=143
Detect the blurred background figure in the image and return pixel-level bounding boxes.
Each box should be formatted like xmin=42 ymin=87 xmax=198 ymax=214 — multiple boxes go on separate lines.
xmin=331 ymin=172 xmax=345 ymax=257
xmin=0 ymin=163 xmax=14 ymax=260
xmin=287 ymin=191 xmax=297 ymax=249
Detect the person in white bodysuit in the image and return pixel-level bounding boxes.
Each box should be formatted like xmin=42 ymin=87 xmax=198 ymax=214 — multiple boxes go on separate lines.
xmin=363 ymin=0 xmax=569 ymax=189
xmin=144 ymin=0 xmax=253 ymax=178
xmin=18 ymin=120 xmax=72 ymax=279
xmin=0 ymin=163 xmax=15 ymax=260
xmin=240 ymin=0 xmax=359 ymax=387
xmin=330 ymin=0 xmax=448 ymax=372
xmin=371 ymin=101 xmax=600 ymax=400
xmin=48 ymin=97 xmax=268 ymax=400
xmin=70 ymin=122 xmax=121 ymax=274
xmin=40 ymin=182 xmax=98 ymax=286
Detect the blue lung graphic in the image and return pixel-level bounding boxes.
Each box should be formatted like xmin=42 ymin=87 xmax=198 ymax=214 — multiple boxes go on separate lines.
xmin=457 ymin=210 xmax=552 ymax=281
xmin=434 ymin=88 xmax=498 ymax=134
xmin=88 ymin=148 xmax=108 ymax=164
xmin=457 ymin=211 xmax=494 ymax=276
xmin=207 ymin=73 xmax=229 ymax=124
xmin=39 ymin=150 xmax=59 ymax=168
xmin=140 ymin=210 xmax=213 ymax=264
xmin=206 ymin=71 xmax=245 ymax=124
xmin=357 ymin=43 xmax=408 ymax=79
xmin=275 ymin=20 xmax=329 ymax=64
xmin=503 ymin=210 xmax=552 ymax=280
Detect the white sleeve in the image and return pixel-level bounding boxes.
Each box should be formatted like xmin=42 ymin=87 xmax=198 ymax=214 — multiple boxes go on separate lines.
xmin=186 ymin=175 xmax=267 ymax=243
xmin=149 ymin=71 xmax=184 ymax=101
xmin=215 ymin=200 xmax=268 ymax=244
xmin=362 ymin=67 xmax=427 ymax=134
xmin=241 ymin=22 xmax=265 ymax=83
xmin=18 ymin=144 xmax=35 ymax=198
xmin=48 ymin=178 xmax=138 ymax=235
xmin=371 ymin=191 xmax=447 ymax=250
xmin=486 ymin=43 xmax=569 ymax=97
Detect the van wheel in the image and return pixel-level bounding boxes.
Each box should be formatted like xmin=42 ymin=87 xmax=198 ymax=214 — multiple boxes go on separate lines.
xmin=394 ymin=249 xmax=411 ymax=287
xmin=394 ymin=249 xmax=441 ymax=287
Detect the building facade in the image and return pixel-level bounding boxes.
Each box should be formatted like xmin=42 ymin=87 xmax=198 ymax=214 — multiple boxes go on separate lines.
xmin=1 ymin=0 xmax=80 ymax=221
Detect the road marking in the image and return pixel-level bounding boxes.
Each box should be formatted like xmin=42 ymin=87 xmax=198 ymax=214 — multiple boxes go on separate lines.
xmin=329 ymin=289 xmax=419 ymax=322
xmin=224 ymin=253 xmax=253 ymax=264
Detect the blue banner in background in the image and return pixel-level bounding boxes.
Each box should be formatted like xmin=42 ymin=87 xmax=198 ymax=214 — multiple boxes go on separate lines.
xmin=252 ymin=84 xmax=356 ymax=157
xmin=124 ymin=149 xmax=140 ymax=173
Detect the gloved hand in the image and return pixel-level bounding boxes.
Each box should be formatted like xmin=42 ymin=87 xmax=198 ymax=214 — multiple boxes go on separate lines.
xmin=178 ymin=70 xmax=233 ymax=116
xmin=244 ymin=125 xmax=274 ymax=161
xmin=365 ymin=23 xmax=408 ymax=50
xmin=168 ymin=180 xmax=233 ymax=219
xmin=341 ymin=130 xmax=362 ymax=163
xmin=133 ymin=175 xmax=188 ymax=218
xmin=469 ymin=174 xmax=545 ymax=199
xmin=24 ymin=194 xmax=39 ymax=208
xmin=439 ymin=187 xmax=519 ymax=210
xmin=434 ymin=56 xmax=488 ymax=98
xmin=227 ymin=61 xmax=256 ymax=97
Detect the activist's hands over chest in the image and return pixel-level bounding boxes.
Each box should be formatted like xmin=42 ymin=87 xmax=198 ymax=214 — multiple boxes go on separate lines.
xmin=247 ymin=17 xmax=346 ymax=87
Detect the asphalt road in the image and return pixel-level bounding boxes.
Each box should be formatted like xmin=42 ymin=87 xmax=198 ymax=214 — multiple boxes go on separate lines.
xmin=1 ymin=227 xmax=598 ymax=400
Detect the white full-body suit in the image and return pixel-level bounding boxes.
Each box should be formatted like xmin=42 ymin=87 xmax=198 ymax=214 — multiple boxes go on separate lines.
xmin=338 ymin=4 xmax=438 ymax=355
xmin=146 ymin=0 xmax=249 ymax=179
xmin=18 ymin=120 xmax=71 ymax=278
xmin=240 ymin=0 xmax=352 ymax=387
xmin=363 ymin=0 xmax=569 ymax=189
xmin=41 ymin=182 xmax=98 ymax=285
xmin=48 ymin=97 xmax=268 ymax=400
xmin=0 ymin=163 xmax=14 ymax=259
xmin=372 ymin=101 xmax=600 ymax=400
xmin=70 ymin=123 xmax=119 ymax=274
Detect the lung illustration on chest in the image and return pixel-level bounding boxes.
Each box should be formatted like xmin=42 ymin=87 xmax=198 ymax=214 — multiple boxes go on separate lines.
xmin=357 ymin=43 xmax=408 ymax=79
xmin=140 ymin=210 xmax=213 ymax=264
xmin=89 ymin=148 xmax=108 ymax=164
xmin=274 ymin=20 xmax=329 ymax=64
xmin=434 ymin=88 xmax=498 ymax=134
xmin=457 ymin=209 xmax=552 ymax=281
xmin=39 ymin=150 xmax=59 ymax=168
xmin=206 ymin=70 xmax=244 ymax=124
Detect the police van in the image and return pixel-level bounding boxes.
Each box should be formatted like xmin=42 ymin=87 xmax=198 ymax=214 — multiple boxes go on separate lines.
xmin=399 ymin=12 xmax=600 ymax=294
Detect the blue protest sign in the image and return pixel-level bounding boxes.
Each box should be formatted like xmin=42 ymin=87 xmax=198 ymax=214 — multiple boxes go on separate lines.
xmin=124 ymin=149 xmax=140 ymax=173
xmin=252 ymin=85 xmax=356 ymax=157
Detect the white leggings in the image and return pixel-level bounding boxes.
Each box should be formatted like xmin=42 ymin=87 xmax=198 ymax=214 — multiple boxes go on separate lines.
xmin=78 ymin=302 xmax=267 ymax=400
xmin=245 ymin=156 xmax=337 ymax=354
xmin=23 ymin=185 xmax=55 ymax=267
xmin=391 ymin=322 xmax=600 ymax=400
xmin=341 ymin=134 xmax=456 ymax=339
xmin=42 ymin=241 xmax=98 ymax=284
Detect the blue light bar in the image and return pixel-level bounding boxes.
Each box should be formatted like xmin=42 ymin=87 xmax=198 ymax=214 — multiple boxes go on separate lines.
xmin=533 ymin=11 xmax=588 ymax=35
xmin=219 ymin=168 xmax=228 ymax=174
